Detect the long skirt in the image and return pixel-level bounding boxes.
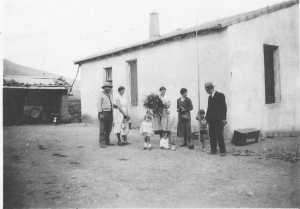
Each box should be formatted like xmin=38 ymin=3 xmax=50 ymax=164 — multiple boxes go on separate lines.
xmin=153 ymin=110 xmax=170 ymax=132
xmin=177 ymin=117 xmax=191 ymax=138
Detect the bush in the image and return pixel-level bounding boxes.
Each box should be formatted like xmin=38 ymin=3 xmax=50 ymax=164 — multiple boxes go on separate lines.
xmin=143 ymin=93 xmax=164 ymax=115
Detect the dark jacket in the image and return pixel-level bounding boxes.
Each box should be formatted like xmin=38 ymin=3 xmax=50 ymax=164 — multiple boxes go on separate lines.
xmin=205 ymin=91 xmax=227 ymax=123
xmin=177 ymin=97 xmax=193 ymax=120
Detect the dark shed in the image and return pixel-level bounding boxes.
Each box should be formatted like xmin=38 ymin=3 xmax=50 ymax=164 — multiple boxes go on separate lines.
xmin=3 ymin=59 xmax=70 ymax=125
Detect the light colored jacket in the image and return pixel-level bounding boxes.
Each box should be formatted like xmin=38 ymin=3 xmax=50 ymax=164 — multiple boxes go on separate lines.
xmin=97 ymin=91 xmax=113 ymax=112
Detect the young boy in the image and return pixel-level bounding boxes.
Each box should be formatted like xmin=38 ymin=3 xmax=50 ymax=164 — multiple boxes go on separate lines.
xmin=120 ymin=116 xmax=130 ymax=144
xmin=196 ymin=109 xmax=208 ymax=150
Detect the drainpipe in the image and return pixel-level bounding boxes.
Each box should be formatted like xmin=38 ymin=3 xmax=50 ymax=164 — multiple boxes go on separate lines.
xmin=195 ymin=29 xmax=201 ymax=148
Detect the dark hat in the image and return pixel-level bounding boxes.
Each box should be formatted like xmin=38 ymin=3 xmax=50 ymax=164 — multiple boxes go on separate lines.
xmin=205 ymin=82 xmax=214 ymax=88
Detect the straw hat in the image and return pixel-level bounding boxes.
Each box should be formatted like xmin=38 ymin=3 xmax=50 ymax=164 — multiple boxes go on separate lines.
xmin=102 ymin=81 xmax=113 ymax=89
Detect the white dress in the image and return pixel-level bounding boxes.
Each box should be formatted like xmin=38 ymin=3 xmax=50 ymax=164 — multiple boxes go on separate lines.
xmin=114 ymin=94 xmax=129 ymax=134
xmin=153 ymin=94 xmax=171 ymax=132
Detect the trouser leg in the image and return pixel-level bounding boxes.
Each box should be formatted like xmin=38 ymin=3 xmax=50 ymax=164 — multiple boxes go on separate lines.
xmin=200 ymin=133 xmax=205 ymax=148
xmin=104 ymin=120 xmax=113 ymax=144
xmin=209 ymin=122 xmax=217 ymax=153
xmin=101 ymin=111 xmax=113 ymax=145
xmin=216 ymin=121 xmax=226 ymax=153
xmin=99 ymin=120 xmax=106 ymax=145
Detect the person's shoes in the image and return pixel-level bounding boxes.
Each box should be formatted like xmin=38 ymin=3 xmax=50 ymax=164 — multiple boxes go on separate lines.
xmin=118 ymin=140 xmax=123 ymax=146
xmin=106 ymin=143 xmax=114 ymax=146
xmin=170 ymin=145 xmax=176 ymax=151
xmin=220 ymin=152 xmax=226 ymax=156
xmin=188 ymin=145 xmax=194 ymax=149
xmin=143 ymin=143 xmax=148 ymax=150
xmin=147 ymin=143 xmax=152 ymax=150
xmin=100 ymin=144 xmax=107 ymax=148
xmin=180 ymin=143 xmax=187 ymax=147
xmin=208 ymin=151 xmax=217 ymax=154
xmin=123 ymin=141 xmax=129 ymax=145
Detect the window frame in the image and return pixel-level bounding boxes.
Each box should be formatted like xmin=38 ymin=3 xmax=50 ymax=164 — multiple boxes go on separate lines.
xmin=127 ymin=59 xmax=138 ymax=106
xmin=263 ymin=44 xmax=281 ymax=105
xmin=104 ymin=67 xmax=112 ymax=82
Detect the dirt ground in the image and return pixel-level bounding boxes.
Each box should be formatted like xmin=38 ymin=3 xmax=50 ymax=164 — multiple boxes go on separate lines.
xmin=3 ymin=123 xmax=300 ymax=208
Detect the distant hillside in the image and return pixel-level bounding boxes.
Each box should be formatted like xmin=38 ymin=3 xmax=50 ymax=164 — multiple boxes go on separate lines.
xmin=3 ymin=59 xmax=57 ymax=78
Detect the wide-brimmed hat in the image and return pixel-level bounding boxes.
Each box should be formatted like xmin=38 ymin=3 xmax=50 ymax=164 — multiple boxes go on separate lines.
xmin=205 ymin=82 xmax=214 ymax=88
xmin=102 ymin=81 xmax=113 ymax=89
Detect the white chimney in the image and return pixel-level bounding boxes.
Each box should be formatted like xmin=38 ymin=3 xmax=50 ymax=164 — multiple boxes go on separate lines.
xmin=149 ymin=12 xmax=160 ymax=39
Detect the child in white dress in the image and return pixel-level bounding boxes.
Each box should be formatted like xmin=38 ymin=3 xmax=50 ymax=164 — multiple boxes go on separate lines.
xmin=140 ymin=113 xmax=154 ymax=150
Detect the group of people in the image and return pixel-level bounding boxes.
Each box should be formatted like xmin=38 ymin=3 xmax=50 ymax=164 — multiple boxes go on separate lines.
xmin=97 ymin=81 xmax=227 ymax=156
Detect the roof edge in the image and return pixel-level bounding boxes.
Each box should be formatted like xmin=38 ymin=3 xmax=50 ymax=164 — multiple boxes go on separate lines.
xmin=74 ymin=0 xmax=298 ymax=65
xmin=74 ymin=24 xmax=225 ymax=64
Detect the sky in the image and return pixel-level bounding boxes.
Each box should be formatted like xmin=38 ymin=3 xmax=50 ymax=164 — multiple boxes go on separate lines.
xmin=3 ymin=0 xmax=284 ymax=79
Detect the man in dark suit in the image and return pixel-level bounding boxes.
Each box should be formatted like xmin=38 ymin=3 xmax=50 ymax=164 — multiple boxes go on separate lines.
xmin=205 ymin=82 xmax=227 ymax=156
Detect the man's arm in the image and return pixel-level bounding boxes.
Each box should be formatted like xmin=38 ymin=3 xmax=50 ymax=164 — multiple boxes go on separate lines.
xmin=219 ymin=93 xmax=227 ymax=125
xmin=97 ymin=95 xmax=104 ymax=120
xmin=205 ymin=99 xmax=210 ymax=121
xmin=220 ymin=94 xmax=227 ymax=120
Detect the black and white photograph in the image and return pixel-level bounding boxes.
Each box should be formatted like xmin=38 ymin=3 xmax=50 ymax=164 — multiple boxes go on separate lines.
xmin=1 ymin=0 xmax=299 ymax=208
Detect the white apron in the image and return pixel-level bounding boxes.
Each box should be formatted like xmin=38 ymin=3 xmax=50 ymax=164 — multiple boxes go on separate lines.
xmin=113 ymin=94 xmax=129 ymax=134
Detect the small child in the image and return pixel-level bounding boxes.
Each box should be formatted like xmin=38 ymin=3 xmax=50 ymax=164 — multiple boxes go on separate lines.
xmin=196 ymin=109 xmax=208 ymax=150
xmin=120 ymin=116 xmax=130 ymax=144
xmin=160 ymin=131 xmax=170 ymax=149
xmin=140 ymin=113 xmax=154 ymax=150
xmin=160 ymin=131 xmax=176 ymax=150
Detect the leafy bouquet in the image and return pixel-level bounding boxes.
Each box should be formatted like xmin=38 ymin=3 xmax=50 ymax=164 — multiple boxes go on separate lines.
xmin=143 ymin=93 xmax=164 ymax=116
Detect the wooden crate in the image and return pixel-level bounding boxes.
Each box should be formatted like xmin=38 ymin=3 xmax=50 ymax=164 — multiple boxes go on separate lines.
xmin=231 ymin=128 xmax=260 ymax=146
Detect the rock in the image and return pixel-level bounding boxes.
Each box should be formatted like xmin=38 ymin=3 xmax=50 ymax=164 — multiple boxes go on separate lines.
xmin=52 ymin=153 xmax=68 ymax=158
xmin=70 ymin=161 xmax=80 ymax=165
xmin=118 ymin=158 xmax=129 ymax=161
xmin=38 ymin=145 xmax=47 ymax=150
xmin=246 ymin=191 xmax=254 ymax=196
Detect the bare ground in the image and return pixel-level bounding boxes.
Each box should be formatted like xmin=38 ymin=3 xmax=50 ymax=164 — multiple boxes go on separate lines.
xmin=3 ymin=123 xmax=300 ymax=208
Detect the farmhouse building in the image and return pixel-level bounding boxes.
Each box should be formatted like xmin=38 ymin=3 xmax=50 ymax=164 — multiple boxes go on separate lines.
xmin=75 ymin=0 xmax=299 ymax=135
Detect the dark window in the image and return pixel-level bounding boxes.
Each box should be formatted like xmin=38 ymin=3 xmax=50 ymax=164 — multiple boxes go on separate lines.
xmin=104 ymin=67 xmax=112 ymax=81
xmin=128 ymin=60 xmax=138 ymax=106
xmin=263 ymin=44 xmax=279 ymax=104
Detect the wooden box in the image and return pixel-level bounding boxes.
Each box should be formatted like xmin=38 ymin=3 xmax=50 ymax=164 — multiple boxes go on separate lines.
xmin=231 ymin=128 xmax=260 ymax=146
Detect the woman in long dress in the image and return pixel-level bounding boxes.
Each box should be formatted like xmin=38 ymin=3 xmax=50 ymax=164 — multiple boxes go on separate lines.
xmin=114 ymin=86 xmax=130 ymax=145
xmin=153 ymin=86 xmax=171 ymax=138
xmin=177 ymin=88 xmax=194 ymax=149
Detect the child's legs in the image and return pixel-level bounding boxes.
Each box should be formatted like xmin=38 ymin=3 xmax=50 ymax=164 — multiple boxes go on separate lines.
xmin=122 ymin=134 xmax=127 ymax=142
xmin=200 ymin=133 xmax=205 ymax=147
xmin=144 ymin=136 xmax=150 ymax=143
xmin=165 ymin=131 xmax=174 ymax=145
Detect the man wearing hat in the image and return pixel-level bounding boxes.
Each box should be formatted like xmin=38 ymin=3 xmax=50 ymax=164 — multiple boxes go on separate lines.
xmin=205 ymin=82 xmax=227 ymax=156
xmin=98 ymin=81 xmax=116 ymax=148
